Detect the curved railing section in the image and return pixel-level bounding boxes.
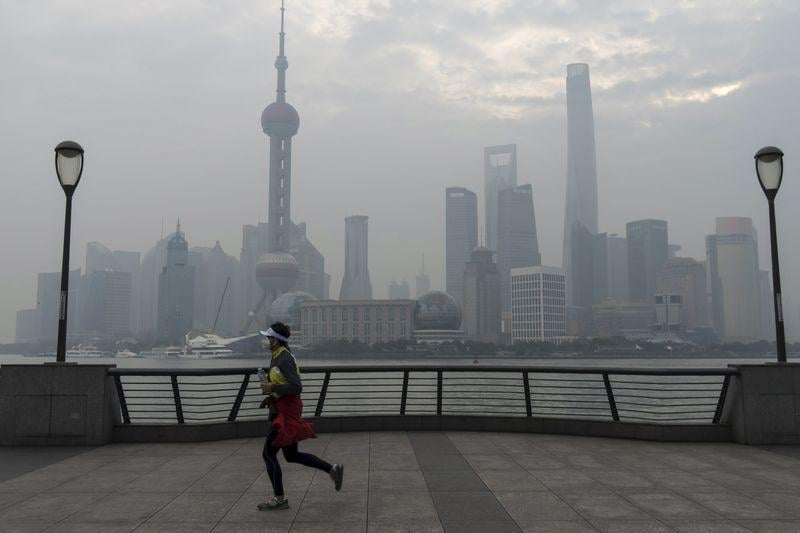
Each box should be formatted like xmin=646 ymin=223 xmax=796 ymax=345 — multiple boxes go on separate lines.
xmin=109 ymin=365 xmax=736 ymax=427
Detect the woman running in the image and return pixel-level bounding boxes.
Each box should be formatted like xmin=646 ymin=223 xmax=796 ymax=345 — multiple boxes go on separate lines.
xmin=257 ymin=322 xmax=343 ymax=511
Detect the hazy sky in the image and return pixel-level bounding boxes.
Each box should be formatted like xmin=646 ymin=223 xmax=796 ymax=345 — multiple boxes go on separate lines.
xmin=1 ymin=0 xmax=799 ymax=343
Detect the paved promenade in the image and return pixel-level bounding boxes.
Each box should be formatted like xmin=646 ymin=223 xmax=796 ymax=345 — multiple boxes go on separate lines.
xmin=1 ymin=432 xmax=800 ymax=532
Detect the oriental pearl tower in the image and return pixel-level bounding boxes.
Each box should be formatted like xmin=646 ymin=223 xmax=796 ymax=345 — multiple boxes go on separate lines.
xmin=247 ymin=0 xmax=300 ymax=332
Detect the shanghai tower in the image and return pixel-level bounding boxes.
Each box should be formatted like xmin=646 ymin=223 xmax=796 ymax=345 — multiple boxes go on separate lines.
xmin=562 ymin=63 xmax=598 ymax=307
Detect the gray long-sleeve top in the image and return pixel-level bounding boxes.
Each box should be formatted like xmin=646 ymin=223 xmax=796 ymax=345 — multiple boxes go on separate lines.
xmin=267 ymin=348 xmax=302 ymax=397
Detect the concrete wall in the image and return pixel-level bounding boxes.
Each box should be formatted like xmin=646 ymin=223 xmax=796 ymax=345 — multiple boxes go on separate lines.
xmin=0 ymin=364 xmax=120 ymax=446
xmin=724 ymin=363 xmax=800 ymax=445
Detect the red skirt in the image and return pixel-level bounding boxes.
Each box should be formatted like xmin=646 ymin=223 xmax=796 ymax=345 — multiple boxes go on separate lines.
xmin=269 ymin=394 xmax=317 ymax=447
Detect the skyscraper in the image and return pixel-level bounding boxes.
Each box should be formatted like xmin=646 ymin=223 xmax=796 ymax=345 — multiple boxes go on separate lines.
xmin=388 ymin=280 xmax=410 ymax=299
xmin=445 ymin=187 xmax=478 ymax=307
xmin=562 ymin=64 xmax=599 ymax=306
xmin=496 ymin=184 xmax=541 ymax=313
xmin=462 ymin=247 xmax=501 ymax=343
xmin=511 ymin=266 xmax=567 ymax=343
xmin=78 ymin=270 xmax=132 ymax=338
xmin=340 ymin=215 xmax=372 ymax=300
xmin=655 ymin=257 xmax=708 ymax=331
xmin=705 ymin=217 xmax=763 ymax=341
xmin=415 ymin=254 xmax=431 ymax=298
xmin=157 ymin=222 xmax=195 ymax=344
xmin=626 ymin=219 xmax=669 ymax=303
xmin=484 ymin=145 xmax=517 ymax=249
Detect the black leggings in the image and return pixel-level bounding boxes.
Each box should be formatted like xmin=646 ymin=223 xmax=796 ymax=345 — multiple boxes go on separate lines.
xmin=262 ymin=427 xmax=332 ymax=497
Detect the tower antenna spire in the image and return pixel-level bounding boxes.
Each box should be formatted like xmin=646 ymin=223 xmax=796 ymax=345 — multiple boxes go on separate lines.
xmin=274 ymin=0 xmax=288 ymax=103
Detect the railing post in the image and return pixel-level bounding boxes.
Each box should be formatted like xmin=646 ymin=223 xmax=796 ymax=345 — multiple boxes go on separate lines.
xmin=713 ymin=374 xmax=731 ymax=424
xmin=315 ymin=371 xmax=331 ymax=417
xmin=171 ymin=375 xmax=184 ymax=424
xmin=228 ymin=373 xmax=251 ymax=422
xmin=400 ymin=370 xmax=409 ymax=415
xmin=602 ymin=372 xmax=619 ymax=422
xmin=113 ymin=374 xmax=130 ymax=424
xmin=523 ymin=370 xmax=532 ymax=417
xmin=436 ymin=370 xmax=443 ymax=415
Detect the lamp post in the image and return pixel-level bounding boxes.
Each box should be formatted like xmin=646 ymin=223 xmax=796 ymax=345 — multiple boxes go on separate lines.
xmin=54 ymin=141 xmax=84 ymax=363
xmin=754 ymin=146 xmax=786 ymax=363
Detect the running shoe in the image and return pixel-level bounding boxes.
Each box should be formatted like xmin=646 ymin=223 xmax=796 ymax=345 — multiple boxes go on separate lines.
xmin=330 ymin=463 xmax=344 ymax=491
xmin=257 ymin=497 xmax=289 ymax=511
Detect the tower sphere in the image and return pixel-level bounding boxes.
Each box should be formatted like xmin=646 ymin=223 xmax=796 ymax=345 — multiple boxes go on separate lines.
xmin=414 ymin=291 xmax=462 ymax=331
xmin=261 ymin=102 xmax=299 ymax=137
xmin=256 ymin=252 xmax=299 ymax=292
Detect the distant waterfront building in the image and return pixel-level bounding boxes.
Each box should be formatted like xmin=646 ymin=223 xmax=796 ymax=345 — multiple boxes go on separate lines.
xmin=388 ymin=280 xmax=410 ymax=299
xmin=190 ymin=241 xmax=238 ymax=336
xmin=84 ymin=242 xmax=141 ymax=335
xmin=705 ymin=217 xmax=764 ymax=342
xmin=511 ymin=266 xmax=567 ymax=343
xmin=78 ymin=270 xmax=132 ymax=338
xmin=562 ymin=64 xmax=599 ymax=307
xmin=497 ymin=184 xmax=541 ymax=313
xmin=299 ymin=299 xmax=415 ymax=346
xmin=339 ymin=215 xmax=372 ymax=300
xmin=654 ymin=293 xmax=683 ymax=333
xmin=157 ymin=222 xmax=196 ymax=344
xmin=462 ymin=247 xmax=501 ymax=344
xmin=15 ymin=309 xmax=37 ymax=344
xmin=85 ymin=242 xmax=114 ymax=273
xmin=626 ymin=219 xmax=669 ymax=303
xmin=484 ymin=145 xmax=517 ymax=250
xmin=592 ymin=233 xmax=628 ymax=303
xmin=268 ymin=291 xmax=315 ymax=338
xmin=593 ymin=301 xmax=655 ymax=339
xmin=413 ymin=291 xmax=464 ymax=343
xmin=445 ymin=187 xmax=478 ymax=307
xmin=415 ymin=254 xmax=431 ymax=298
xmin=655 ymin=257 xmax=708 ymax=331
xmin=759 ymin=270 xmax=775 ymax=342
xmin=290 ymin=222 xmax=326 ymax=300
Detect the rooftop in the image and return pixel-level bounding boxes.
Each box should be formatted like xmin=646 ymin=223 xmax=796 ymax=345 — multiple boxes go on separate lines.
xmin=1 ymin=431 xmax=799 ymax=532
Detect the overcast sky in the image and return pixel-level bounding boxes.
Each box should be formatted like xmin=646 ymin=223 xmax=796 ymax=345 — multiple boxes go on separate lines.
xmin=1 ymin=0 xmax=799 ymax=343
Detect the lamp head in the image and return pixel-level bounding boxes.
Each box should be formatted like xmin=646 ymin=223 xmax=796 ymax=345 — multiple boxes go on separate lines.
xmin=54 ymin=140 xmax=84 ymax=194
xmin=755 ymin=146 xmax=783 ymax=199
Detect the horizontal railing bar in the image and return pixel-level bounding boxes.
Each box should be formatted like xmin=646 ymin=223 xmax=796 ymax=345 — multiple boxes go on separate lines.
xmin=110 ymin=365 xmax=739 ymax=377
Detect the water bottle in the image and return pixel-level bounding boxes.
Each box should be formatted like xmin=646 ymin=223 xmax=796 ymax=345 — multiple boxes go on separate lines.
xmin=257 ymin=367 xmax=266 ymax=383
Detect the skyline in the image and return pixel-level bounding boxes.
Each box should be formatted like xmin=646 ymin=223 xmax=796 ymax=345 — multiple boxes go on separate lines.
xmin=2 ymin=1 xmax=800 ymax=343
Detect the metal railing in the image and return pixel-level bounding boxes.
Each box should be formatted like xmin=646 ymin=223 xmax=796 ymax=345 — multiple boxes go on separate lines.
xmin=109 ymin=365 xmax=737 ymax=427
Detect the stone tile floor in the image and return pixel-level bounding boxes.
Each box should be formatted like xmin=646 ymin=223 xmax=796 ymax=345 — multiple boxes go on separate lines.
xmin=0 ymin=432 xmax=799 ymax=532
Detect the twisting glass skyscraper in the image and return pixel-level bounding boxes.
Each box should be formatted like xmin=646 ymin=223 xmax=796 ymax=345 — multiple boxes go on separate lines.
xmin=562 ymin=63 xmax=599 ymax=307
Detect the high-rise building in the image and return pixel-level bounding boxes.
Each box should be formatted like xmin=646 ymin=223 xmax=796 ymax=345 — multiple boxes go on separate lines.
xmin=157 ymin=222 xmax=195 ymax=344
xmin=496 ymin=184 xmax=541 ymax=313
xmin=462 ymin=247 xmax=501 ymax=343
xmin=655 ymin=257 xmax=708 ymax=331
xmin=415 ymin=254 xmax=431 ymax=298
xmin=445 ymin=187 xmax=478 ymax=307
xmin=340 ymin=215 xmax=372 ymax=300
xmin=290 ymin=222 xmax=326 ymax=300
xmin=759 ymin=270 xmax=775 ymax=342
xmin=626 ymin=219 xmax=669 ymax=303
xmin=562 ymin=64 xmax=599 ymax=307
xmin=85 ymin=242 xmax=114 ymax=273
xmin=78 ymin=270 xmax=132 ymax=338
xmin=604 ymin=234 xmax=628 ymax=302
xmin=388 ymin=280 xmax=410 ymax=299
xmin=484 ymin=145 xmax=517 ymax=249
xmin=511 ymin=266 xmax=567 ymax=343
xmin=84 ymin=243 xmax=140 ymax=334
xmin=705 ymin=217 xmax=764 ymax=341
xmin=191 ymin=241 xmax=238 ymax=336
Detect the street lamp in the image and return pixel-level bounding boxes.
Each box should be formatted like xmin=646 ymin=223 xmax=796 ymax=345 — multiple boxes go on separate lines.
xmin=754 ymin=146 xmax=786 ymax=363
xmin=54 ymin=141 xmax=84 ymax=363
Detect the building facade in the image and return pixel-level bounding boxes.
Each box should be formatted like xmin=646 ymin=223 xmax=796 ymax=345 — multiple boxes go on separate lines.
xmin=511 ymin=266 xmax=567 ymax=343
xmin=626 ymin=219 xmax=669 ymax=303
xmin=497 ymin=184 xmax=541 ymax=313
xmin=562 ymin=63 xmax=599 ymax=307
xmin=388 ymin=280 xmax=410 ymax=299
xmin=655 ymin=257 xmax=708 ymax=331
xmin=78 ymin=270 xmax=132 ymax=338
xmin=462 ymin=247 xmax=501 ymax=344
xmin=705 ymin=217 xmax=764 ymax=342
xmin=299 ymin=300 xmax=416 ymax=346
xmin=484 ymin=145 xmax=517 ymax=250
xmin=593 ymin=301 xmax=655 ymax=338
xmin=339 ymin=215 xmax=373 ymax=300
xmin=445 ymin=187 xmax=478 ymax=307
xmin=35 ymin=270 xmax=80 ymax=344
xmin=157 ymin=224 xmax=195 ymax=344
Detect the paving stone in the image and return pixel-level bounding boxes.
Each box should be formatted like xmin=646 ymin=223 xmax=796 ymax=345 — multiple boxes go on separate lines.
xmin=559 ymin=493 xmax=652 ymax=521
xmin=294 ymin=491 xmax=368 ymax=523
xmin=290 ymin=523 xmax=366 ymax=533
xmin=369 ymin=470 xmax=428 ymax=491
xmin=441 ymin=520 xmax=521 ymax=533
xmin=683 ymin=491 xmax=790 ymax=520
xmin=668 ymin=520 xmax=752 ymax=533
xmin=736 ymin=520 xmax=800 ymax=532
xmin=0 ymin=492 xmax=105 ymax=524
xmin=63 ymin=492 xmax=173 ymax=524
xmin=588 ymin=519 xmax=675 ymax=533
xmin=625 ymin=492 xmax=722 ymax=521
xmin=494 ymin=491 xmax=582 ymax=522
xmin=147 ymin=492 xmax=239 ymax=523
xmin=430 ymin=490 xmax=511 ymax=523
xmin=367 ymin=521 xmax=444 ymax=533
xmin=42 ymin=523 xmax=138 ymax=532
xmin=369 ymin=490 xmax=439 ymax=523
xmin=422 ymin=469 xmax=486 ymax=491
xmin=517 ymin=520 xmax=598 ymax=533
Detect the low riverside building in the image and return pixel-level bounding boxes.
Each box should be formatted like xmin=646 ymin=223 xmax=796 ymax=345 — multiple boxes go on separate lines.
xmin=299 ymin=299 xmax=415 ymax=346
xmin=511 ymin=266 xmax=567 ymax=343
xmin=593 ymin=300 xmax=655 ymax=338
